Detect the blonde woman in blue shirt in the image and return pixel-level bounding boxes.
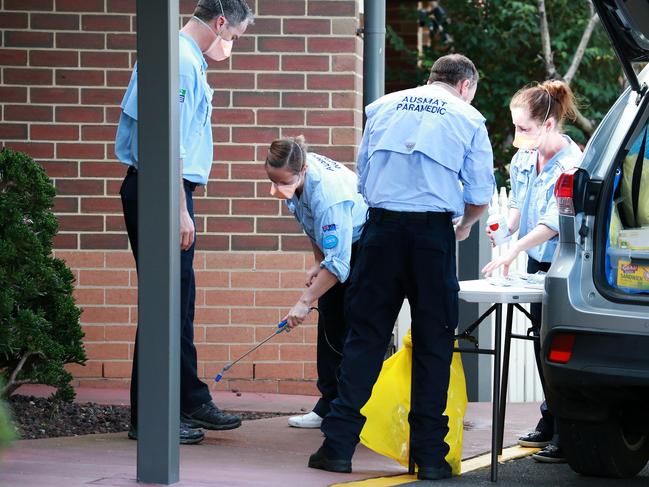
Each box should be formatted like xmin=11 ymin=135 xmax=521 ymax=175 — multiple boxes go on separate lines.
xmin=483 ymin=80 xmax=583 ymax=463
xmin=264 ymin=136 xmax=368 ymax=429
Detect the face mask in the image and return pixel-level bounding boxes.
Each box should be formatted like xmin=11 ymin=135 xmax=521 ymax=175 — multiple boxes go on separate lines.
xmin=512 ymin=132 xmax=542 ymax=150
xmin=270 ymin=181 xmax=299 ymax=200
xmin=193 ymin=13 xmax=233 ymax=62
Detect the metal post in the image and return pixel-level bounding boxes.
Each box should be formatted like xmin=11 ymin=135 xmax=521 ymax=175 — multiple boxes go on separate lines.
xmin=457 ymin=214 xmax=493 ymax=401
xmin=136 ymin=0 xmax=180 ymax=483
xmin=363 ymin=0 xmax=386 ymax=111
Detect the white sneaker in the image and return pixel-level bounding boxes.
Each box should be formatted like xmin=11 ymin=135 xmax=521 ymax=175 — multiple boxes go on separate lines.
xmin=288 ymin=411 xmax=323 ymax=428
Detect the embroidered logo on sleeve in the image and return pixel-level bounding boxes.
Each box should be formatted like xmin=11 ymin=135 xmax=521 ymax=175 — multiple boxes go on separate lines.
xmin=179 ymin=88 xmax=187 ymax=103
xmin=323 ymin=234 xmax=339 ymax=249
xmin=322 ymin=224 xmax=337 ymax=232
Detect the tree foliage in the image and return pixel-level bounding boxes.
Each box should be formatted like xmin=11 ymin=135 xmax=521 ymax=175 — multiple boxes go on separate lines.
xmin=388 ymin=0 xmax=624 ymax=186
xmin=0 ymin=148 xmax=85 ymax=402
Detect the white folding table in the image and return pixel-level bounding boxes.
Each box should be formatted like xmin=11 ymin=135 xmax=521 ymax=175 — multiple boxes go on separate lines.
xmin=456 ymin=279 xmax=544 ymax=482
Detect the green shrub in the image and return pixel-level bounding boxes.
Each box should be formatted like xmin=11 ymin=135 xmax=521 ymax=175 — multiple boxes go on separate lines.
xmin=0 ymin=148 xmax=85 ymax=402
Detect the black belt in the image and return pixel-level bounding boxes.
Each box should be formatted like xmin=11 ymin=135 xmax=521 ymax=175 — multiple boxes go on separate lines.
xmin=126 ymin=165 xmax=198 ymax=191
xmin=368 ymin=207 xmax=452 ymax=223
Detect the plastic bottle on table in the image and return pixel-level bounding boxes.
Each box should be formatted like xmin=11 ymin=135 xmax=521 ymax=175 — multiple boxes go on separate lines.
xmin=487 ymin=193 xmax=511 ymax=246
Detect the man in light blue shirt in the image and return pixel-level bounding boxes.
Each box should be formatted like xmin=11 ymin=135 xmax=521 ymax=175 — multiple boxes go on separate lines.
xmin=310 ymin=54 xmax=495 ymax=479
xmin=115 ymin=0 xmax=253 ymax=445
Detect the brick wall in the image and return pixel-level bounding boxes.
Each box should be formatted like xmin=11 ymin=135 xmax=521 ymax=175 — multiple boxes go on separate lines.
xmin=0 ymin=0 xmax=363 ymax=395
xmin=386 ymin=0 xmax=419 ymax=93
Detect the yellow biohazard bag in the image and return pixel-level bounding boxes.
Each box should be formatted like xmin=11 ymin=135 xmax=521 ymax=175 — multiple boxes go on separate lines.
xmin=360 ymin=330 xmax=467 ymax=476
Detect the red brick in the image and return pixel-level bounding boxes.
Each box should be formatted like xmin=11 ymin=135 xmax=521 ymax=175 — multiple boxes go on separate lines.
xmin=209 ymin=181 xmax=255 ymax=198
xmin=231 ymin=271 xmax=280 ymax=289
xmin=307 ymin=110 xmax=354 ymax=126
xmin=257 ymin=217 xmax=302 ymax=234
xmin=196 ymin=235 xmax=230 ymax=251
xmin=193 ymin=198 xmax=229 ymax=214
xmin=105 ymin=107 xmax=123 ymax=124
xmin=4 ymin=0 xmax=52 ymax=9
xmin=205 ymin=325 xmax=254 ymax=343
xmin=4 ymin=104 xmax=53 ymax=121
xmin=81 ymin=52 xmax=130 ymax=68
xmin=257 ymin=0 xmax=305 ymax=15
xmin=212 ymin=126 xmax=230 ymax=143
xmin=107 ymin=33 xmax=136 ymax=50
xmin=58 ymin=0 xmax=104 ymax=11
xmin=0 ymin=87 xmax=27 ymax=103
xmin=56 ymin=106 xmax=103 ymax=123
xmin=254 ymin=363 xmax=303 ymax=380
xmin=246 ymin=18 xmax=281 ymax=35
xmin=194 ymin=307 xmax=231 ymax=326
xmin=232 ymin=235 xmax=278 ymax=251
xmin=223 ymin=379 xmax=277 ymax=393
xmin=230 ymin=163 xmax=267 ymax=180
xmin=105 ymin=288 xmax=137 ymax=305
xmin=207 ymin=72 xmax=255 ymax=89
xmin=43 ymin=160 xmax=77 ymax=178
xmin=332 ymin=54 xmax=358 ymax=72
xmin=30 ymin=124 xmax=78 ymax=141
xmin=82 ymin=306 xmax=130 ymax=325
xmin=308 ymin=73 xmax=355 ymax=91
xmin=81 ymin=233 xmax=128 ymax=250
xmin=80 ymin=197 xmax=123 ymax=213
xmin=280 ymin=127 xmax=330 ymax=144
xmin=278 ymin=380 xmax=318 ymax=395
xmin=254 ymin=253 xmax=305 ymax=270
xmin=106 ymin=215 xmax=126 ymax=231
xmin=257 ymin=74 xmax=304 ymax=91
xmin=56 ymin=143 xmax=105 ymax=159
xmin=230 ymin=54 xmax=279 ymax=71
xmin=106 ymin=70 xmax=133 ymax=87
xmin=65 ymin=361 xmax=103 ymax=378
xmin=0 ymin=123 xmax=27 ymax=140
xmin=81 ymin=125 xmax=118 ymax=142
xmin=56 ymin=69 xmax=104 ymax=86
xmin=207 ymin=164 xmax=228 ymax=180
xmin=53 ymin=233 xmax=78 ymax=249
xmin=105 ymin=325 xmax=136 ymax=341
xmin=105 ymin=252 xmax=135 ymax=269
xmin=257 ymin=108 xmax=305 ymax=125
xmin=283 ymin=19 xmax=331 ymax=34
xmin=311 ymin=145 xmax=356 ymax=163
xmin=55 ymin=178 xmax=104 ymax=195
xmin=281 ymin=235 xmax=312 ymax=251
xmin=279 ymin=344 xmax=316 ymax=362
xmin=212 ymin=109 xmax=255 ymax=126
xmin=232 ymin=126 xmax=279 ymax=144
xmin=0 ymin=13 xmax=28 ymax=29
xmin=81 ymin=88 xmax=124 ymax=105
xmin=82 ymin=15 xmax=131 ymax=32
xmin=308 ymin=0 xmax=356 ymax=16
xmin=281 ymin=55 xmax=329 ymax=72
xmin=211 ymin=90 xmax=231 ymax=107
xmin=232 ymin=199 xmax=279 ymax=216
xmin=4 ymin=141 xmax=53 ymax=159
xmin=4 ymin=68 xmax=52 ymax=85
xmin=103 ymin=361 xmax=133 ymax=378
xmin=332 ymin=91 xmax=358 ymax=109
xmin=254 ymin=324 xmax=307 ymax=343
xmin=232 ymin=91 xmax=279 ymax=108
xmin=57 ymin=215 xmax=103 ymax=232
xmin=0 ymin=49 xmax=27 ymax=66
xmin=282 ymin=92 xmax=328 ymax=108
xmin=81 ymin=322 xmax=107 ymax=341
xmin=308 ymin=37 xmax=356 ymax=53
xmin=194 ymin=270 xmax=229 ymax=288
xmin=205 ymin=217 xmax=253 ymax=233
xmin=279 ymin=270 xmax=310 ymax=289
xmin=4 ymin=31 xmax=53 ymax=48
xmin=31 ymin=13 xmax=79 ymax=30
xmin=84 ymin=342 xmax=130 ymax=359
xmin=205 ymin=253 xmax=254 ymax=270
xmin=56 ymin=32 xmax=105 ymax=49
xmin=107 ymin=0 xmax=136 ymax=12
xmin=31 ymin=87 xmax=78 ymax=104
xmin=229 ymin=343 xmax=279 ymax=362
xmin=231 ymin=307 xmax=280 ymax=325
xmin=195 ymin=344 xmax=230 ymax=362
xmin=52 ymin=196 xmax=78 ymax=213
xmin=258 ymin=36 xmax=305 ymax=53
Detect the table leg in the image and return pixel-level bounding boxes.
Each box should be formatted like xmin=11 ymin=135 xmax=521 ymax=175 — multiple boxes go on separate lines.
xmin=498 ymin=303 xmax=514 ymax=454
xmin=490 ymin=304 xmax=502 ymax=482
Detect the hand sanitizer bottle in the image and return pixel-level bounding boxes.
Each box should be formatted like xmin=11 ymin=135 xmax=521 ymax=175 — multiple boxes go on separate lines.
xmin=487 ymin=192 xmax=511 ymax=246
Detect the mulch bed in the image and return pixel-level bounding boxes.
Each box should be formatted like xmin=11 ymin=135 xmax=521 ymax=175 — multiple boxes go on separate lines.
xmin=7 ymin=395 xmax=290 ymax=440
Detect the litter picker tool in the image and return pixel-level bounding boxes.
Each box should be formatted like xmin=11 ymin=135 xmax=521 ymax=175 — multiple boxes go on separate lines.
xmin=214 ymin=319 xmax=289 ymax=382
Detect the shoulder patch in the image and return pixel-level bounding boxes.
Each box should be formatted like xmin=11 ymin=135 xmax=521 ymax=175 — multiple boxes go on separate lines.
xmin=179 ymin=88 xmax=187 ymax=103
xmin=323 ymin=234 xmax=339 ymax=249
xmin=322 ymin=224 xmax=337 ymax=232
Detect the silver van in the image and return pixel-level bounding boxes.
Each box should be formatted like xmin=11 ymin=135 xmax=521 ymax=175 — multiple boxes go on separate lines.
xmin=541 ymin=0 xmax=649 ymax=478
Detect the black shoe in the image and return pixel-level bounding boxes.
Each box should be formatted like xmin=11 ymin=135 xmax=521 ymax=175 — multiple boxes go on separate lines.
xmin=418 ymin=465 xmax=452 ymax=480
xmin=532 ymin=444 xmax=566 ymax=463
xmin=181 ymin=401 xmax=242 ymax=431
xmin=127 ymin=421 xmax=205 ymax=445
xmin=308 ymin=446 xmax=352 ymax=473
xmin=518 ymin=430 xmax=552 ymax=448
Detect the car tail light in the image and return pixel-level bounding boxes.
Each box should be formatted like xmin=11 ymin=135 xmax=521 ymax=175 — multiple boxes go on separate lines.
xmin=554 ymin=168 xmax=578 ymax=216
xmin=548 ymin=333 xmax=576 ymax=364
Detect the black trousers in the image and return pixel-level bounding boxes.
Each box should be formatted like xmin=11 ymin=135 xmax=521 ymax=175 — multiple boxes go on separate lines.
xmin=312 ymin=244 xmax=357 ymax=419
xmin=120 ymin=168 xmax=211 ymax=426
xmin=321 ymin=208 xmax=457 ymax=468
xmin=527 ymin=257 xmax=557 ymax=443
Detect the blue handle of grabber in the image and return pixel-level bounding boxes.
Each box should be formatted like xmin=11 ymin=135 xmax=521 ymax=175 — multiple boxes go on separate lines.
xmin=278 ymin=319 xmax=288 ymax=329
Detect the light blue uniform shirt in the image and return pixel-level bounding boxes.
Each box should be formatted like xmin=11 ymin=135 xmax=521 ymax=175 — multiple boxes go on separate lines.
xmin=286 ymin=153 xmax=368 ymax=283
xmin=357 ymin=83 xmax=495 ymax=216
xmin=509 ymin=135 xmax=582 ymax=262
xmin=114 ymin=32 xmax=214 ymax=185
